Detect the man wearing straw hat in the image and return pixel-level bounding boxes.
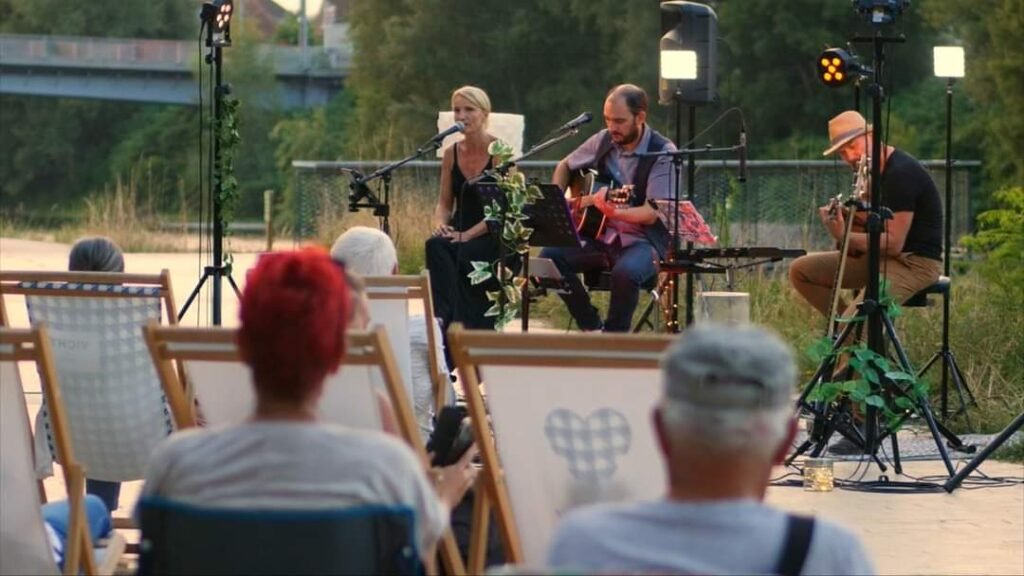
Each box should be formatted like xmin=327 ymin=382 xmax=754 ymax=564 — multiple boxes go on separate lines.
xmin=789 ymin=110 xmax=943 ymax=323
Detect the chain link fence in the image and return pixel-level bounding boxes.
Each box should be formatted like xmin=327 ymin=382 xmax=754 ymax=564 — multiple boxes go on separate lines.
xmin=291 ymin=159 xmax=978 ymax=253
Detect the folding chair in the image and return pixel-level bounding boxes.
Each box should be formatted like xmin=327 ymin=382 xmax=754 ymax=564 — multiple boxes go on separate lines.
xmin=137 ymin=497 xmax=419 ymax=576
xmin=0 ymin=271 xmax=179 ymax=524
xmin=1 ymin=326 xmax=125 ymax=576
xmin=144 ymin=324 xmax=467 ymax=575
xmin=364 ymin=271 xmax=450 ymax=419
xmin=448 ymin=325 xmax=676 ymax=570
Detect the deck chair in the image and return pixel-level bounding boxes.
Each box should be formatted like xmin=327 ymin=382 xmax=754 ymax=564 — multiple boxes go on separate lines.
xmin=448 ymin=325 xmax=676 ymax=571
xmin=144 ymin=324 xmax=467 ymax=575
xmin=137 ymin=497 xmax=419 ymax=576
xmin=0 ymin=271 xmax=179 ymax=519
xmin=1 ymin=326 xmax=125 ymax=576
xmin=364 ymin=271 xmax=450 ymax=420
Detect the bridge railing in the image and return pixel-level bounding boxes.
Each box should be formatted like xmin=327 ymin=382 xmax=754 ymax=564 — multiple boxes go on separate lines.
xmin=0 ymin=33 xmax=350 ymax=73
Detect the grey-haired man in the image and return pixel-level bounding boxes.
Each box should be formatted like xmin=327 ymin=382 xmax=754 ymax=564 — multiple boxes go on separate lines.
xmin=547 ymin=324 xmax=875 ymax=575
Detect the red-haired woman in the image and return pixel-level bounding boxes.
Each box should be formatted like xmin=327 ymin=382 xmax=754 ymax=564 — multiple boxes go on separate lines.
xmin=139 ymin=248 xmax=476 ymax=560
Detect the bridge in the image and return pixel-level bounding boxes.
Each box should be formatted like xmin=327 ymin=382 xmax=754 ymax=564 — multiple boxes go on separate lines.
xmin=0 ymin=33 xmax=350 ymax=108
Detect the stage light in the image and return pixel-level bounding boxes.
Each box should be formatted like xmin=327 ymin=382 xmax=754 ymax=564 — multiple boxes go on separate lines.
xmin=661 ymin=49 xmax=698 ymax=80
xmin=933 ymin=46 xmax=965 ymax=79
xmin=201 ymin=0 xmax=233 ymax=46
xmin=658 ymin=1 xmax=717 ymax=105
xmin=817 ymin=47 xmax=870 ymax=87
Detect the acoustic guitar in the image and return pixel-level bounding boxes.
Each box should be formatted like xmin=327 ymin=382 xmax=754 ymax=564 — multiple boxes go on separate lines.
xmin=566 ymin=169 xmax=633 ymax=239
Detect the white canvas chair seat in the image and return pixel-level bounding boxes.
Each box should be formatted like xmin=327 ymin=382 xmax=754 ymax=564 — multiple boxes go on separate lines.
xmin=364 ymin=272 xmax=450 ymax=418
xmin=1 ymin=271 xmax=179 ymax=485
xmin=144 ymin=326 xmax=391 ymax=432
xmin=448 ymin=326 xmax=676 ymax=571
xmin=1 ymin=326 xmax=125 ymax=575
xmin=145 ymin=324 xmax=467 ymax=575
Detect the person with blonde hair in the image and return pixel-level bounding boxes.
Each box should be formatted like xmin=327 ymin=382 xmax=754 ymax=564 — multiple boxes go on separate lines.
xmin=425 ymin=86 xmax=504 ymax=337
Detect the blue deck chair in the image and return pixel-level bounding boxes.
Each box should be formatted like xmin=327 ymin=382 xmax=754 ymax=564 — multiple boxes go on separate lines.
xmin=137 ymin=497 xmax=420 ymax=576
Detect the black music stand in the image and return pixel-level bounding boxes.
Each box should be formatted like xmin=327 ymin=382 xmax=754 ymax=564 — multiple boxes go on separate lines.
xmin=474 ymin=182 xmax=580 ymax=331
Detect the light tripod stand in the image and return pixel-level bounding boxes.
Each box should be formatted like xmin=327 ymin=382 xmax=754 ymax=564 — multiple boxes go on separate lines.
xmin=790 ymin=30 xmax=970 ymax=478
xmin=917 ymin=75 xmax=976 ymax=423
xmin=178 ymin=1 xmax=241 ymax=326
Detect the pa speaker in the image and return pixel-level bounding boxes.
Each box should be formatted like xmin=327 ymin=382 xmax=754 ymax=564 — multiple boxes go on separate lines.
xmin=659 ymin=1 xmax=718 ymax=105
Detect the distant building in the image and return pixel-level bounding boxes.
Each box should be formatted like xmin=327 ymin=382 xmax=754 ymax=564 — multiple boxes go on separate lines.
xmin=321 ymin=0 xmax=352 ymax=67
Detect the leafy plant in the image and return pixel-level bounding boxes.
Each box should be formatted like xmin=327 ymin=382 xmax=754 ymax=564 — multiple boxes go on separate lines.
xmin=960 ymin=187 xmax=1024 ymax=307
xmin=468 ymin=140 xmax=544 ymax=328
xmin=805 ymin=281 xmax=928 ymax=432
xmin=215 ymin=95 xmax=242 ymax=269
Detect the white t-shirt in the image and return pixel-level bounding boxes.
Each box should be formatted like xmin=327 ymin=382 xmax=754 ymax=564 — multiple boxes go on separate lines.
xmin=139 ymin=421 xmax=448 ymax=554
xmin=548 ymin=499 xmax=875 ymax=575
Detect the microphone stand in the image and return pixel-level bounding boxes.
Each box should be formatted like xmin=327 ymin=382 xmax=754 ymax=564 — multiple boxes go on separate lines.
xmin=637 ymin=142 xmax=743 ymax=330
xmin=347 ymin=135 xmax=450 ymax=234
xmin=467 ymin=126 xmax=586 ymax=330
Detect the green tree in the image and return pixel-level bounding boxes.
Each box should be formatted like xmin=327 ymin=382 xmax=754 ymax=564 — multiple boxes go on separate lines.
xmin=919 ymin=0 xmax=1024 ymax=194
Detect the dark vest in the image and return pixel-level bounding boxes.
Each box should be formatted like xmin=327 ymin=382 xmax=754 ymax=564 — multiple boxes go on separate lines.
xmin=587 ymin=127 xmax=673 ymax=258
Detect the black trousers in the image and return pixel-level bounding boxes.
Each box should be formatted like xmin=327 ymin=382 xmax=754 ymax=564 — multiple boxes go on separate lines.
xmin=425 ymin=234 xmax=501 ymax=331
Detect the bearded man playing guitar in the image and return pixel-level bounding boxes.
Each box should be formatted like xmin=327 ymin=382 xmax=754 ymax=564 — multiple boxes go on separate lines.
xmin=789 ymin=110 xmax=943 ymax=328
xmin=539 ymin=84 xmax=676 ymax=332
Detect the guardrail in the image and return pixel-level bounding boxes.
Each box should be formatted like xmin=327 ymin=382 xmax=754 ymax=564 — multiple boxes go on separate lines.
xmin=0 ymin=33 xmax=350 ymax=74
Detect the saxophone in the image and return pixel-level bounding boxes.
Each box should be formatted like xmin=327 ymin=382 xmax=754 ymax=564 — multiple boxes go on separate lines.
xmin=824 ymin=154 xmax=870 ymax=340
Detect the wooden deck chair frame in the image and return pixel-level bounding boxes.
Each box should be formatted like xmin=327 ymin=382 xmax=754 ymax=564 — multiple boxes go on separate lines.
xmin=1 ymin=326 xmax=125 ymax=576
xmin=0 ymin=270 xmax=180 ymax=533
xmin=144 ymin=323 xmax=467 ymax=576
xmin=448 ymin=325 xmax=676 ymax=572
xmin=363 ymin=271 xmax=448 ymax=414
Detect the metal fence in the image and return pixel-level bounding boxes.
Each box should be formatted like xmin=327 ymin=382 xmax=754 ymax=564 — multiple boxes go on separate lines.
xmin=292 ymin=159 xmax=978 ymax=253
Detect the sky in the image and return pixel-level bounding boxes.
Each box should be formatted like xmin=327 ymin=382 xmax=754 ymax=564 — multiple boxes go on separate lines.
xmin=272 ymin=0 xmax=323 ymax=16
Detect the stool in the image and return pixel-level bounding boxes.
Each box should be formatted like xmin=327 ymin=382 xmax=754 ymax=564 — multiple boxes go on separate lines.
xmin=902 ymin=275 xmax=951 ymax=307
xmin=583 ymin=270 xmax=662 ymax=332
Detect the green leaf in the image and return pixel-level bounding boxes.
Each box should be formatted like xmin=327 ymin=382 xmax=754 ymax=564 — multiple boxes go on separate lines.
xmin=884 ymin=370 xmax=915 ymax=382
xmin=468 ymin=261 xmax=493 ymax=285
xmin=865 ymin=395 xmax=886 ymax=408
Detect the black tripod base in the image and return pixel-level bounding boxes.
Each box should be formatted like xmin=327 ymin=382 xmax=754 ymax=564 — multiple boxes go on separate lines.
xmin=944 ymin=411 xmax=1024 ymax=492
xmin=919 ymin=349 xmax=976 ymax=425
xmin=178 ymin=265 xmax=242 ymax=323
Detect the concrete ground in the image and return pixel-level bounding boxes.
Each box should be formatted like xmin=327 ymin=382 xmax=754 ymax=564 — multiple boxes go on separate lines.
xmin=3 ymin=237 xmax=1022 ymax=575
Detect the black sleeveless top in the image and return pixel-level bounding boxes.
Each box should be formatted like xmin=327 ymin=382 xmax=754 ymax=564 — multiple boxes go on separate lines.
xmin=450 ymin=144 xmax=494 ymax=232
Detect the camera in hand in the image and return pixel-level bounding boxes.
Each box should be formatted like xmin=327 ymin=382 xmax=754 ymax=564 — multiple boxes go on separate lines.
xmin=428 ymin=406 xmax=475 ymax=467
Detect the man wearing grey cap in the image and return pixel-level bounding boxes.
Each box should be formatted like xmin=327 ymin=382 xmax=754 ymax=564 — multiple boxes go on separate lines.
xmin=547 ymin=324 xmax=875 ymax=575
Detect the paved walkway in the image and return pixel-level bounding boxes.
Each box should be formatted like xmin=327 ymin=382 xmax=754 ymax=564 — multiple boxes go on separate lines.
xmin=3 ymin=237 xmax=1022 ymax=575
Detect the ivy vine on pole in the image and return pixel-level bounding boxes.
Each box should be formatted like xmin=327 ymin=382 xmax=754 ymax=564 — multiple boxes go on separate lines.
xmin=216 ymin=95 xmax=241 ymax=269
xmin=467 ymin=140 xmax=544 ymax=329
xmin=805 ymin=281 xmax=930 ymax=433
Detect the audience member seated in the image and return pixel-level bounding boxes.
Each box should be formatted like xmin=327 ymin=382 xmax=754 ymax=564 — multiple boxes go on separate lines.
xmin=342 ymin=268 xmax=400 ymax=436
xmin=331 ymin=226 xmax=455 ymax=436
xmin=547 ymin=323 xmax=876 ymax=575
xmin=138 ymin=248 xmax=478 ymax=560
xmin=42 ymin=495 xmax=113 ymax=570
xmin=67 ymin=236 xmax=126 ymax=513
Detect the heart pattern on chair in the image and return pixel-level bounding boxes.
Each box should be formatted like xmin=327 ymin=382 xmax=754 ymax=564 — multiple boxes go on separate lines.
xmin=544 ymin=408 xmax=632 ymax=480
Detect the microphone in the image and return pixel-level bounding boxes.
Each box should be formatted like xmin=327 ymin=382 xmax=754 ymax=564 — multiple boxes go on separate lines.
xmin=738 ymin=128 xmax=748 ymax=183
xmin=555 ymin=112 xmax=593 ymax=133
xmin=429 ymin=121 xmax=466 ymax=144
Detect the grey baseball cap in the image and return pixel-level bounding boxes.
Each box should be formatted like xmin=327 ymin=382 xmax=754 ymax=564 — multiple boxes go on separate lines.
xmin=660 ymin=323 xmax=796 ymax=409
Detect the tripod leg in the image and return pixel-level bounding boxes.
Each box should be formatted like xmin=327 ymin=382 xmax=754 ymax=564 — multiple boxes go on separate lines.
xmin=889 ymin=432 xmax=902 ymax=475
xmin=227 ymin=273 xmax=242 ymax=298
xmin=944 ymin=412 xmax=1024 ymax=492
xmin=881 ymin=312 xmax=957 ymax=475
xmin=177 ymin=272 xmax=211 ymax=322
xmin=948 ymin=351 xmax=977 ymax=404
